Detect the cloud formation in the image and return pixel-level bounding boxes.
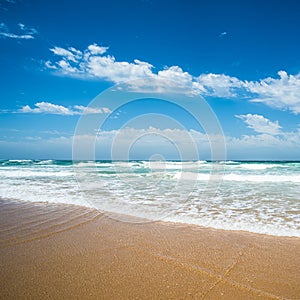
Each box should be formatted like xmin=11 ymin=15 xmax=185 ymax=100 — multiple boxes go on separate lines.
xmin=3 ymin=125 xmax=298 ymax=160
xmin=46 ymin=44 xmax=154 ymax=82
xmin=88 ymin=43 xmax=109 ymax=55
xmin=46 ymin=44 xmax=300 ymax=114
xmin=236 ymin=114 xmax=282 ymax=135
xmin=0 ymin=22 xmax=37 ymax=40
xmin=246 ymin=71 xmax=300 ymax=114
xmin=19 ymin=102 xmax=111 ymax=115
xmin=197 ymin=73 xmax=246 ymax=98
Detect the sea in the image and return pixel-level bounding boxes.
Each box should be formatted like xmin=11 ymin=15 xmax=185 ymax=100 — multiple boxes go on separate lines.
xmin=0 ymin=159 xmax=299 ymax=237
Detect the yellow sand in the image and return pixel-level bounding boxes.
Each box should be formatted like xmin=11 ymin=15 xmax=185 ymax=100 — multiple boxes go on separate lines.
xmin=0 ymin=200 xmax=299 ymax=299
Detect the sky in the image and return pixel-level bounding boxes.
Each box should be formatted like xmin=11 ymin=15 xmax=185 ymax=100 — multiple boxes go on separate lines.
xmin=0 ymin=0 xmax=300 ymax=160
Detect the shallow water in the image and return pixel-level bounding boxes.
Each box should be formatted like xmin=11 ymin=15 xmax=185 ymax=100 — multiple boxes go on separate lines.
xmin=0 ymin=160 xmax=299 ymax=237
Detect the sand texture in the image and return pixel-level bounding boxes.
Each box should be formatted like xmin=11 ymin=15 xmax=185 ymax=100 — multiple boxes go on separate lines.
xmin=0 ymin=199 xmax=300 ymax=299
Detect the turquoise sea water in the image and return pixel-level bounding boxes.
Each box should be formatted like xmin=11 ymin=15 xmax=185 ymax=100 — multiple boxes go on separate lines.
xmin=0 ymin=160 xmax=299 ymax=237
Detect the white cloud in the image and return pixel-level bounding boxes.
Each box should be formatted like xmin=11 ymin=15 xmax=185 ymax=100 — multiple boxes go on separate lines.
xmin=2 ymin=126 xmax=300 ymax=160
xmin=19 ymin=102 xmax=111 ymax=115
xmin=226 ymin=129 xmax=300 ymax=160
xmin=88 ymin=43 xmax=108 ymax=55
xmin=50 ymin=47 xmax=82 ymax=63
xmin=44 ymin=44 xmax=239 ymax=97
xmin=0 ymin=32 xmax=34 ymax=39
xmin=18 ymin=23 xmax=25 ymax=30
xmin=219 ymin=31 xmax=227 ymax=37
xmin=45 ymin=60 xmax=57 ymax=69
xmin=18 ymin=23 xmax=38 ymax=35
xmin=0 ymin=22 xmax=37 ymax=40
xmin=45 ymin=44 xmax=300 ymax=114
xmin=46 ymin=44 xmax=205 ymax=94
xmin=197 ymin=73 xmax=245 ymax=98
xmin=48 ymin=44 xmax=156 ymax=83
xmin=245 ymin=71 xmax=300 ymax=114
xmin=73 ymin=127 xmax=213 ymax=160
xmin=20 ymin=102 xmax=73 ymax=115
xmin=73 ymin=105 xmax=111 ymax=114
xmin=236 ymin=114 xmax=282 ymax=135
xmin=57 ymin=60 xmax=78 ymax=73
xmin=158 ymin=66 xmax=192 ymax=84
xmin=86 ymin=55 xmax=154 ymax=82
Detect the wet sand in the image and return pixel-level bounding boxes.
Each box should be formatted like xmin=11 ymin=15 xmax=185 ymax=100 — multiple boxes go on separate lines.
xmin=0 ymin=199 xmax=300 ymax=299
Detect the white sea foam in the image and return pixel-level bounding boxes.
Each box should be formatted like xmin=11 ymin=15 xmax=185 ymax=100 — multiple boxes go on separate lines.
xmin=1 ymin=160 xmax=299 ymax=237
xmin=238 ymin=163 xmax=287 ymax=170
xmin=36 ymin=160 xmax=54 ymax=164
xmin=173 ymin=172 xmax=300 ymax=183
xmin=0 ymin=169 xmax=73 ymax=178
xmin=225 ymin=173 xmax=300 ymax=182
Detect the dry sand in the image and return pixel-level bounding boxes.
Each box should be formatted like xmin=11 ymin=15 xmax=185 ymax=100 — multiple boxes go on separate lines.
xmin=0 ymin=199 xmax=299 ymax=299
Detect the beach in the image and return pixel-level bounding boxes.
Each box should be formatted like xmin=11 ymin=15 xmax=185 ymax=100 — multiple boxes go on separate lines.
xmin=1 ymin=160 xmax=300 ymax=238
xmin=2 ymin=0 xmax=300 ymax=298
xmin=1 ymin=199 xmax=300 ymax=299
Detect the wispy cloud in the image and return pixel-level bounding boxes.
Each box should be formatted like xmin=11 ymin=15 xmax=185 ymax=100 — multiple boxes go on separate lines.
xmin=0 ymin=22 xmax=37 ymax=40
xmin=18 ymin=23 xmax=37 ymax=35
xmin=219 ymin=31 xmax=227 ymax=37
xmin=0 ymin=0 xmax=16 ymax=10
xmin=29 ymin=127 xmax=300 ymax=159
xmin=0 ymin=32 xmax=34 ymax=39
xmin=236 ymin=114 xmax=282 ymax=135
xmin=18 ymin=102 xmax=111 ymax=115
xmin=50 ymin=47 xmax=82 ymax=63
xmin=2 ymin=125 xmax=300 ymax=160
xmin=45 ymin=44 xmax=300 ymax=114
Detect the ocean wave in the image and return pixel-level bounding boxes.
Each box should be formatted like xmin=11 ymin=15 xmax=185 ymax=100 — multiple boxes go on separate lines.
xmin=238 ymin=163 xmax=288 ymax=170
xmin=0 ymin=169 xmax=74 ymax=178
xmin=172 ymin=171 xmax=300 ymax=183
xmin=1 ymin=160 xmax=300 ymax=238
xmin=225 ymin=173 xmax=300 ymax=182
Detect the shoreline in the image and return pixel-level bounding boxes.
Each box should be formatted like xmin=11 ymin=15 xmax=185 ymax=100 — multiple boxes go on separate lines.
xmin=1 ymin=199 xmax=300 ymax=299
xmin=2 ymin=197 xmax=299 ymax=240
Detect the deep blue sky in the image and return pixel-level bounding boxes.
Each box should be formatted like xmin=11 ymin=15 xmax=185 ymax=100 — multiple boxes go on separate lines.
xmin=1 ymin=0 xmax=300 ymax=159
